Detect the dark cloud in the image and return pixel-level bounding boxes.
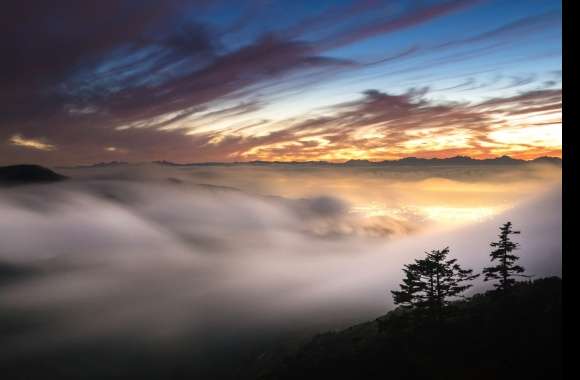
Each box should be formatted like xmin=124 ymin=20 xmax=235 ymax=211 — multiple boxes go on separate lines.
xmin=320 ymin=0 xmax=482 ymax=49
xmin=436 ymin=10 xmax=561 ymax=49
xmin=435 ymin=77 xmax=477 ymax=91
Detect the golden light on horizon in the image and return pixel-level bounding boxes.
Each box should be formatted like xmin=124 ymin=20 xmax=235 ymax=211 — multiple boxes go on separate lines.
xmin=351 ymin=202 xmax=502 ymax=227
xmin=235 ymin=110 xmax=561 ymax=162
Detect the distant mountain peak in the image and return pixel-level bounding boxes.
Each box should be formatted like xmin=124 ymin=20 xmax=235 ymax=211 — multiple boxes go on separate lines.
xmin=86 ymin=161 xmax=129 ymax=168
xmin=344 ymin=159 xmax=373 ymax=165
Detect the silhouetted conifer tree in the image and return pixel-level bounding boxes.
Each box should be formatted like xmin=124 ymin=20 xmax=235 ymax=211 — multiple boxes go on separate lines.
xmin=483 ymin=221 xmax=526 ymax=291
xmin=391 ymin=247 xmax=479 ymax=317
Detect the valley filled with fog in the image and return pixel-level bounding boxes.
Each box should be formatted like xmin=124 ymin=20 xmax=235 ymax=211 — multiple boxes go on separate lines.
xmin=0 ymin=163 xmax=561 ymax=356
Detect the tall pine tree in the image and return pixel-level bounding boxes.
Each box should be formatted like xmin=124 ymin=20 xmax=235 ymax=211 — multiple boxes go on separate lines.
xmin=391 ymin=247 xmax=479 ymax=317
xmin=483 ymin=221 xmax=526 ymax=291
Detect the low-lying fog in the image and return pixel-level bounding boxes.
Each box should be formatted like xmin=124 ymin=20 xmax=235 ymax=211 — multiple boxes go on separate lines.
xmin=0 ymin=163 xmax=561 ymax=354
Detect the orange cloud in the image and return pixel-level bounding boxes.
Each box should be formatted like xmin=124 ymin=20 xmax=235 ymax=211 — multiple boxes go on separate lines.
xmin=235 ymin=88 xmax=561 ymax=162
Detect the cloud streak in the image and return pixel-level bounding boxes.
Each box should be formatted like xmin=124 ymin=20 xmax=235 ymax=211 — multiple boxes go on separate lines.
xmin=8 ymin=135 xmax=56 ymax=151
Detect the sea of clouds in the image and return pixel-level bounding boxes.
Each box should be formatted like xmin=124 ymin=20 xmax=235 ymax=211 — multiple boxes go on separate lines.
xmin=0 ymin=164 xmax=561 ymax=354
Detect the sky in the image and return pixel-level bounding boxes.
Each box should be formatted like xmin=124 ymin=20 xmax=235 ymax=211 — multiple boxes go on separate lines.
xmin=1 ymin=0 xmax=562 ymax=165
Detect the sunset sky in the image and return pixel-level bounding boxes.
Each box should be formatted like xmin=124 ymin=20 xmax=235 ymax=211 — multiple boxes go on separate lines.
xmin=1 ymin=0 xmax=561 ymax=165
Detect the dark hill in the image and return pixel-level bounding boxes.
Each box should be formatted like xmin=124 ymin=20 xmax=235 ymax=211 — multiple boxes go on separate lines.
xmin=0 ymin=165 xmax=67 ymax=186
xmin=250 ymin=277 xmax=562 ymax=380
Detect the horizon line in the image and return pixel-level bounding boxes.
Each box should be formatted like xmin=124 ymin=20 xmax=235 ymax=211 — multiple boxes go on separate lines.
xmin=48 ymin=155 xmax=562 ymax=169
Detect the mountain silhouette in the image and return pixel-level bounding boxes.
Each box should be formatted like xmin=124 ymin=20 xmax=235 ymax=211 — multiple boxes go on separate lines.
xmin=0 ymin=165 xmax=67 ymax=186
xmin=151 ymin=155 xmax=561 ymax=167
xmin=54 ymin=156 xmax=562 ymax=169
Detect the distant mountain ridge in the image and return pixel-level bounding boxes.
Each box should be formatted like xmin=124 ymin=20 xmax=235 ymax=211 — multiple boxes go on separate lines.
xmin=59 ymin=161 xmax=130 ymax=169
xmin=152 ymin=155 xmax=561 ymax=167
xmin=51 ymin=156 xmax=562 ymax=169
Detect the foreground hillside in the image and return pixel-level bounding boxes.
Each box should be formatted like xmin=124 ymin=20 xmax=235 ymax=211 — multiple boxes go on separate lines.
xmin=249 ymin=277 xmax=562 ymax=380
xmin=0 ymin=273 xmax=562 ymax=379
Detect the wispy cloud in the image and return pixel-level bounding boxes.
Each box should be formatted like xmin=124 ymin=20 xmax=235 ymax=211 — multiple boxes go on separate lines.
xmin=9 ymin=135 xmax=56 ymax=151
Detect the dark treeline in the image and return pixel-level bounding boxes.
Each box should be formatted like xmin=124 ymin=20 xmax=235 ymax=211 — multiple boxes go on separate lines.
xmin=390 ymin=221 xmax=529 ymax=318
